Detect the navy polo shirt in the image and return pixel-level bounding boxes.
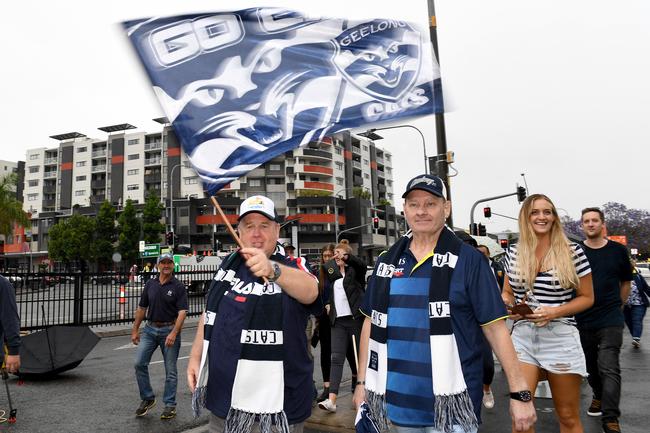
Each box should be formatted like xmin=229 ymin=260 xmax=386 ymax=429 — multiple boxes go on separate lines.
xmin=361 ymin=242 xmax=507 ymax=425
xmin=206 ymin=257 xmax=321 ymax=424
xmin=139 ymin=275 xmax=188 ymax=322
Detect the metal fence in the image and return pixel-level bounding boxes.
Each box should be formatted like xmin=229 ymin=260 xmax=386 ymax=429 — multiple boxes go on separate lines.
xmin=4 ymin=267 xmax=219 ymax=331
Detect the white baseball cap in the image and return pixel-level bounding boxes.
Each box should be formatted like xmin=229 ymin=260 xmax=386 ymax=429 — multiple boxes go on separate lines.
xmin=238 ymin=195 xmax=277 ymax=222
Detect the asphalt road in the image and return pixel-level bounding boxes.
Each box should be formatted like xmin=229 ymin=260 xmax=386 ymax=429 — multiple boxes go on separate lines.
xmin=1 ymin=317 xmax=648 ymax=433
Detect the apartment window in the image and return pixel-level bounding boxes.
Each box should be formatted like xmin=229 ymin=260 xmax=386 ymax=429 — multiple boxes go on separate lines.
xmin=29 ymin=166 xmax=39 ymax=173
xmin=75 ymin=190 xmax=85 ymax=196
xmin=127 ymin=169 xmax=139 ymax=175
xmin=385 ymin=155 xmax=392 ymax=162
xmin=249 ymin=179 xmax=262 ymax=187
xmin=29 ymin=154 xmax=39 ymax=160
xmin=335 ymin=161 xmax=344 ymax=170
xmin=128 ymin=139 xmax=139 ymax=145
xmin=76 ymin=161 xmax=86 ymax=167
xmin=335 ymin=147 xmax=342 ymax=155
xmin=27 ymin=193 xmax=38 ymax=201
xmin=269 ymin=163 xmax=281 ymax=171
xmin=364 ymin=173 xmax=370 ymax=179
xmin=75 ymin=176 xmax=86 ymax=182
xmin=128 ymin=154 xmax=140 ymax=160
xmin=28 ymin=180 xmax=39 ymax=187
xmin=363 ymin=145 xmax=368 ymax=151
xmin=363 ymin=158 xmax=369 ymax=166
xmin=127 ymin=184 xmax=139 ymax=191
xmin=336 ymin=177 xmax=344 ymax=186
xmin=268 ymin=178 xmax=283 ymax=185
xmin=184 ymin=177 xmax=198 ymax=185
xmin=77 ymin=147 xmax=87 ymax=153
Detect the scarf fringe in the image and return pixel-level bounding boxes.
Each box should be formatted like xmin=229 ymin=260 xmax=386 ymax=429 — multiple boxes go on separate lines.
xmin=366 ymin=390 xmax=390 ymax=432
xmin=191 ymin=385 xmax=207 ymax=418
xmin=433 ymin=390 xmax=478 ymax=433
xmin=226 ymin=408 xmax=290 ymax=433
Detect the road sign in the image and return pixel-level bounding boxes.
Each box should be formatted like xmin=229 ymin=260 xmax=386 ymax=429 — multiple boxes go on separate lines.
xmin=138 ymin=240 xmax=145 ymax=252
xmin=631 ymin=248 xmax=638 ymax=255
xmin=140 ymin=243 xmax=160 ymax=258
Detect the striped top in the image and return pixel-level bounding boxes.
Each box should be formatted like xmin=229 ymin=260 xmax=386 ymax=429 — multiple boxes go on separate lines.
xmin=505 ymin=242 xmax=591 ymax=325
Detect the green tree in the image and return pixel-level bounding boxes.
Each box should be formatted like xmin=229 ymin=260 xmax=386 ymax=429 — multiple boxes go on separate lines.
xmin=93 ymin=201 xmax=116 ymax=269
xmin=352 ymin=187 xmax=371 ymax=200
xmin=118 ymin=199 xmax=141 ymax=265
xmin=48 ymin=214 xmax=96 ymax=268
xmin=142 ymin=193 xmax=165 ymax=244
xmin=0 ymin=173 xmax=30 ymax=237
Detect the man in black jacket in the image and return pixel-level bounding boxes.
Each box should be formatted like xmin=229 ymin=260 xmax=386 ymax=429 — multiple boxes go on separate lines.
xmin=1 ymin=274 xmax=20 ymax=373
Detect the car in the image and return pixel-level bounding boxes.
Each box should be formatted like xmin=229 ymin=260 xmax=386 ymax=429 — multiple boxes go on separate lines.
xmin=636 ymin=263 xmax=650 ymax=280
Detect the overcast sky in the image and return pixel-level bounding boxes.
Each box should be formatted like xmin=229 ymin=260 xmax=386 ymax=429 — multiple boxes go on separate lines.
xmin=2 ymin=1 xmax=648 ymax=233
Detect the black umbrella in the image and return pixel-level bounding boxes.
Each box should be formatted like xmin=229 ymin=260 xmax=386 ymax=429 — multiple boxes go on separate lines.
xmin=18 ymin=325 xmax=99 ymax=377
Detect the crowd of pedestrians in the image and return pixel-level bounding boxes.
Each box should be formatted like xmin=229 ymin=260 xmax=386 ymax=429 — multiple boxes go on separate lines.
xmin=3 ymin=175 xmax=647 ymax=433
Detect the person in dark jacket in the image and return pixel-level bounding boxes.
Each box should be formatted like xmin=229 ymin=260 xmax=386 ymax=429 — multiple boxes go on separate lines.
xmin=624 ymin=262 xmax=650 ymax=348
xmin=318 ymin=239 xmax=366 ymax=413
xmin=1 ymin=274 xmax=21 ymax=373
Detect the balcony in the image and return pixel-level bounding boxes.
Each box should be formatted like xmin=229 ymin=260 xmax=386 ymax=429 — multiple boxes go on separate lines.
xmin=353 ymin=175 xmax=363 ymax=186
xmin=92 ymin=149 xmax=107 ymax=158
xmin=144 ymin=173 xmax=162 ymax=183
xmin=351 ymin=145 xmax=361 ymax=155
xmin=44 ymin=157 xmax=58 ymax=165
xmin=144 ymin=141 xmax=162 ymax=151
xmin=91 ymin=194 xmax=106 ymax=203
xmin=294 ymin=180 xmax=334 ymax=192
xmin=43 ymin=185 xmax=56 ymax=194
xmin=42 ymin=198 xmax=56 ymax=207
xmin=91 ymin=180 xmax=106 ymax=189
xmin=43 ymin=171 xmax=57 ymax=179
xmin=377 ymin=184 xmax=387 ymax=193
xmin=352 ymin=160 xmax=362 ymax=170
xmin=376 ymin=156 xmax=384 ymax=165
xmin=91 ymin=165 xmax=106 ymax=173
xmin=377 ymin=170 xmax=385 ymax=178
xmin=145 ymin=158 xmax=161 ymax=166
xmin=294 ymin=164 xmax=333 ymax=177
xmin=296 ymin=148 xmax=332 ymax=160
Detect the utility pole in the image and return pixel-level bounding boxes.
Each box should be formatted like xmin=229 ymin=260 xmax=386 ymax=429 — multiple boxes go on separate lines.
xmin=427 ymin=0 xmax=453 ymax=227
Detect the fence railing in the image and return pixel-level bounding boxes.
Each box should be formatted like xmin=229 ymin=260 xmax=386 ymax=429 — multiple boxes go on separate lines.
xmin=4 ymin=268 xmax=219 ymax=331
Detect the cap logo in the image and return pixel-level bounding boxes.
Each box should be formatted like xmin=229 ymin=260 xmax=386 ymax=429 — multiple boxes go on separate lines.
xmin=410 ymin=176 xmax=436 ymax=188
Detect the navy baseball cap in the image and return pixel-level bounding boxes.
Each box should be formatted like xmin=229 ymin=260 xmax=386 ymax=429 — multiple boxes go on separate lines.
xmin=157 ymin=252 xmax=174 ymax=263
xmin=402 ymin=174 xmax=447 ymax=199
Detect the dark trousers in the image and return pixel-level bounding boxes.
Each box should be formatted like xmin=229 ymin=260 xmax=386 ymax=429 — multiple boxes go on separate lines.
xmin=329 ymin=316 xmax=362 ymax=394
xmin=317 ymin=312 xmax=357 ymax=383
xmin=579 ymin=326 xmax=623 ymax=420
xmin=623 ymin=305 xmax=647 ymax=339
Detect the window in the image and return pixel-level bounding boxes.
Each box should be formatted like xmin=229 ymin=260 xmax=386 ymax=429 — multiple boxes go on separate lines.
xmin=75 ymin=176 xmax=86 ymax=182
xmin=29 ymin=154 xmax=39 ymax=160
xmin=76 ymin=161 xmax=86 ymax=167
xmin=268 ymin=178 xmax=283 ymax=185
xmin=77 ymin=147 xmax=87 ymax=153
xmin=335 ymin=147 xmax=342 ymax=155
xmin=127 ymin=169 xmax=139 ymax=175
xmin=363 ymin=158 xmax=369 ymax=166
xmin=128 ymin=154 xmax=140 ymax=160
xmin=336 ymin=177 xmax=344 ymax=186
xmin=127 ymin=184 xmax=139 ymax=191
xmin=385 ymin=154 xmax=392 ymax=162
xmin=269 ymin=163 xmax=281 ymax=171
xmin=184 ymin=177 xmax=198 ymax=185
xmin=128 ymin=139 xmax=139 ymax=145
xmin=249 ymin=179 xmax=262 ymax=187
xmin=364 ymin=173 xmax=370 ymax=179
xmin=335 ymin=161 xmax=343 ymax=170
xmin=28 ymin=180 xmax=39 ymax=187
xmin=75 ymin=190 xmax=85 ymax=196
xmin=27 ymin=193 xmax=38 ymax=201
xmin=363 ymin=145 xmax=368 ymax=151
xmin=29 ymin=166 xmax=39 ymax=173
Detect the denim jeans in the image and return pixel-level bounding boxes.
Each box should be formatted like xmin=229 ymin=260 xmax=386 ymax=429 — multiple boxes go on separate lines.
xmin=392 ymin=424 xmax=477 ymax=433
xmin=134 ymin=324 xmax=181 ymax=407
xmin=578 ymin=325 xmax=622 ymax=420
xmin=623 ymin=305 xmax=647 ymax=339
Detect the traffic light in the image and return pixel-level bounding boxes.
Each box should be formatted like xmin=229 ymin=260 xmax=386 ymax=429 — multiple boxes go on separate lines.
xmin=483 ymin=207 xmax=492 ymax=218
xmin=470 ymin=223 xmax=478 ymax=236
xmin=372 ymin=217 xmax=379 ymax=230
xmin=478 ymin=223 xmax=487 ymax=236
xmin=500 ymin=239 xmax=509 ymax=249
xmin=166 ymin=232 xmax=174 ymax=245
xmin=517 ymin=186 xmax=527 ymax=203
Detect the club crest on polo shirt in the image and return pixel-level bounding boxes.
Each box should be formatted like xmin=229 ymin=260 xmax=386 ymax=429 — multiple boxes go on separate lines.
xmin=167 ymin=290 xmax=173 ymax=296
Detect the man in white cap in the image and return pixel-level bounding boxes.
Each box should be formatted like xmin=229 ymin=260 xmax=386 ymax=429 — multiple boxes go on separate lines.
xmin=132 ymin=252 xmax=188 ymax=420
xmin=187 ymin=195 xmax=320 ymax=433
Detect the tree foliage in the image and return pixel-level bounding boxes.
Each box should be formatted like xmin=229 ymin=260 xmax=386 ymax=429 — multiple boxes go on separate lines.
xmin=352 ymin=187 xmax=371 ymax=200
xmin=562 ymin=202 xmax=650 ymax=256
xmin=142 ymin=193 xmax=165 ymax=244
xmin=118 ymin=199 xmax=141 ymax=265
xmin=48 ymin=214 xmax=96 ymax=266
xmin=93 ymin=200 xmax=116 ymax=268
xmin=0 ymin=173 xmax=30 ymax=237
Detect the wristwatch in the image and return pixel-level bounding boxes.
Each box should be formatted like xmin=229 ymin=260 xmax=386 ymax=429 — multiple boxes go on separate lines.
xmin=509 ymin=390 xmax=533 ymax=402
xmin=267 ymin=262 xmax=282 ymax=282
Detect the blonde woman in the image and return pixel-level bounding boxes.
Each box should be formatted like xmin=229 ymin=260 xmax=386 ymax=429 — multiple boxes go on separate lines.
xmin=503 ymin=194 xmax=594 ymax=433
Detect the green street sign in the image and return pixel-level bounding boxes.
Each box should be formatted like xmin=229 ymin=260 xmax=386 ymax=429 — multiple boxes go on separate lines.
xmin=140 ymin=243 xmax=161 ymax=258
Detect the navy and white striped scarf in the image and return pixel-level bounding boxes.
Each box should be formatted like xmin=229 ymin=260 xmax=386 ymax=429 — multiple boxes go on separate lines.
xmin=192 ymin=246 xmax=290 ymax=433
xmin=365 ymin=227 xmax=478 ymax=433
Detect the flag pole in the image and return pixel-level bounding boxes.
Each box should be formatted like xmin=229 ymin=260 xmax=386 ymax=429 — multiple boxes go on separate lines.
xmin=427 ymin=0 xmax=454 ymax=227
xmin=210 ymin=196 xmax=244 ymax=248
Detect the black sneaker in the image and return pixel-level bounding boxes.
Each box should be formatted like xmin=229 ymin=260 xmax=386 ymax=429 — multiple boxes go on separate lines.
xmin=160 ymin=406 xmax=177 ymax=420
xmin=135 ymin=399 xmax=156 ymax=417
xmin=602 ymin=418 xmax=621 ymax=433
xmin=587 ymin=398 xmax=603 ymax=417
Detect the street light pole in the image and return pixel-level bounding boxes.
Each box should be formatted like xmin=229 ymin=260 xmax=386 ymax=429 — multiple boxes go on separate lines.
xmin=333 ymin=187 xmax=360 ymax=241
xmin=362 ymin=125 xmax=428 ymax=174
xmin=169 ymin=163 xmax=182 ymax=237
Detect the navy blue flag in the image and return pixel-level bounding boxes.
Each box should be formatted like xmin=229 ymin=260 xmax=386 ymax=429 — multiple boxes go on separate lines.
xmin=123 ymin=8 xmax=443 ymax=194
xmin=355 ymin=402 xmax=382 ymax=433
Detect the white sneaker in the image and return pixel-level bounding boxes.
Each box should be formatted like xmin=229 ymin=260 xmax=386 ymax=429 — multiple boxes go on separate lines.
xmin=632 ymin=339 xmax=641 ymax=349
xmin=483 ymin=390 xmax=495 ymax=409
xmin=318 ymin=398 xmax=337 ymax=413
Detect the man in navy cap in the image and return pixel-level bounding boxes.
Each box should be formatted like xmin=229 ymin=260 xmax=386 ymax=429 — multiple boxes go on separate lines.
xmin=354 ymin=174 xmax=536 ymax=433
xmin=132 ymin=252 xmax=188 ymax=420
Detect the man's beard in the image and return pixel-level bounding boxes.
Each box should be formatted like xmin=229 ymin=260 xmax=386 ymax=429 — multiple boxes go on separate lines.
xmin=584 ymin=227 xmax=604 ymax=240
